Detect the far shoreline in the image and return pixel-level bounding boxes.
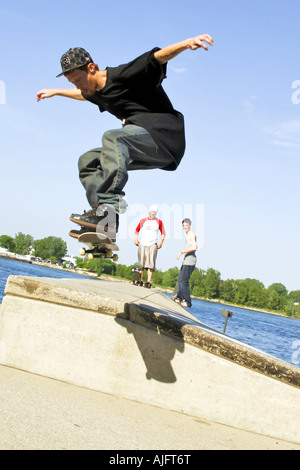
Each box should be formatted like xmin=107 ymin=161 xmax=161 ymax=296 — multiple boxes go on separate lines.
xmin=156 ymin=286 xmax=298 ymax=320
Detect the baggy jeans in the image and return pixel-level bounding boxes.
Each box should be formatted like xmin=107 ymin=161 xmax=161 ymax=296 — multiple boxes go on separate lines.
xmin=78 ymin=125 xmax=173 ymax=212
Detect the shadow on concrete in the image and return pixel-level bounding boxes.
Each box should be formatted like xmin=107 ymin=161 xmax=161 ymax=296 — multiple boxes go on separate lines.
xmin=115 ymin=306 xmax=185 ymax=384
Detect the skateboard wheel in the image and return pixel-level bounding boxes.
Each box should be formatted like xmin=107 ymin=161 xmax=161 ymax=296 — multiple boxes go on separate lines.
xmin=79 ymin=248 xmax=86 ymax=256
xmin=112 ymin=254 xmax=119 ymax=262
xmin=106 ymin=249 xmax=112 ymax=258
xmin=88 ymin=253 xmax=94 ymax=260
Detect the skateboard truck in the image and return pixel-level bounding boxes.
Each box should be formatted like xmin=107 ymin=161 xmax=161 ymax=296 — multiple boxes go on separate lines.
xmin=77 ymin=232 xmax=119 ymax=261
xmin=79 ymin=246 xmax=118 ymax=261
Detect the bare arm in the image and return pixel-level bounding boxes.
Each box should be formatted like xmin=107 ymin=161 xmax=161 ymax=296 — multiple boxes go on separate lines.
xmin=157 ymin=234 xmax=165 ymax=249
xmin=177 ymin=231 xmax=197 ymax=260
xmin=154 ymin=34 xmax=214 ymax=64
xmin=36 ymin=88 xmax=86 ymax=102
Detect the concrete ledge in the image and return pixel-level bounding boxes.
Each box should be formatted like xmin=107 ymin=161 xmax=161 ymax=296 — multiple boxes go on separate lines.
xmin=4 ymin=275 xmax=300 ymax=388
xmin=1 ymin=275 xmax=300 ymax=444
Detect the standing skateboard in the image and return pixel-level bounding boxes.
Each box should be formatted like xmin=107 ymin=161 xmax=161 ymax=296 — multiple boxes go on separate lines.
xmin=131 ymin=267 xmax=142 ymax=285
xmin=78 ymin=232 xmax=119 ymax=261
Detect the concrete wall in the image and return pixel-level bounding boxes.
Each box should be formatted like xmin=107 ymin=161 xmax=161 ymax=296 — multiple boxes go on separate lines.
xmin=1 ymin=275 xmax=300 ymax=444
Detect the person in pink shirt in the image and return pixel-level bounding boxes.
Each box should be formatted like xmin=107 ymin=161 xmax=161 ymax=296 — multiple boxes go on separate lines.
xmin=135 ymin=205 xmax=165 ymax=288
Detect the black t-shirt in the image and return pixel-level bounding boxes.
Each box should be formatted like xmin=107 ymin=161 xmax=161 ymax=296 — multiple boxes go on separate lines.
xmin=82 ymin=48 xmax=185 ymax=170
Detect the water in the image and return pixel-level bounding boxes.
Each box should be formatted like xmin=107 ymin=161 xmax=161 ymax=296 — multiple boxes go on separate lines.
xmin=183 ymin=297 xmax=300 ymax=368
xmin=0 ymin=257 xmax=90 ymax=304
xmin=1 ymin=257 xmax=299 ymax=368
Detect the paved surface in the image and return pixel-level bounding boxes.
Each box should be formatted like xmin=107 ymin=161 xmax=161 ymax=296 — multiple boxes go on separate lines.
xmin=1 ymin=365 xmax=299 ymax=450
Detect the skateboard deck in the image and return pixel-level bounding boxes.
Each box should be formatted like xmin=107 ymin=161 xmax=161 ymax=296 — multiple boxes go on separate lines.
xmin=78 ymin=232 xmax=119 ymax=261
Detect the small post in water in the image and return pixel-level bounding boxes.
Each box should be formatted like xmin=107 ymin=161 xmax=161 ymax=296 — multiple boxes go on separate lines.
xmin=221 ymin=309 xmax=233 ymax=334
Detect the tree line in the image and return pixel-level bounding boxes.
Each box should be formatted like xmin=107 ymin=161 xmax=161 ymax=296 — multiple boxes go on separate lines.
xmin=1 ymin=232 xmax=299 ymax=318
xmin=0 ymin=233 xmax=67 ymax=260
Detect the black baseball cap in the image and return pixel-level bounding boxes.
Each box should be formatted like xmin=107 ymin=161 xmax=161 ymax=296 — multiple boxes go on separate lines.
xmin=56 ymin=47 xmax=93 ymax=77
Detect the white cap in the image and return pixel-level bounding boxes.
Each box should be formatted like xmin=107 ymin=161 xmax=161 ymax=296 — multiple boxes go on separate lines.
xmin=149 ymin=204 xmax=158 ymax=213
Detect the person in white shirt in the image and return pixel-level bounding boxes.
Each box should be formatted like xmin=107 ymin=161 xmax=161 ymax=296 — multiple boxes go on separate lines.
xmin=173 ymin=218 xmax=197 ymax=308
xmin=134 ymin=205 xmax=165 ymax=288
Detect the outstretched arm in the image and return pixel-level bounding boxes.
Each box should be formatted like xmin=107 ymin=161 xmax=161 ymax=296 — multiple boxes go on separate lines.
xmin=154 ymin=34 xmax=214 ymax=64
xmin=36 ymin=88 xmax=86 ymax=102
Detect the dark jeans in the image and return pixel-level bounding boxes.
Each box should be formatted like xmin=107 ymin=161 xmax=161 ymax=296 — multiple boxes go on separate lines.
xmin=78 ymin=125 xmax=173 ymax=212
xmin=174 ymin=265 xmax=195 ymax=307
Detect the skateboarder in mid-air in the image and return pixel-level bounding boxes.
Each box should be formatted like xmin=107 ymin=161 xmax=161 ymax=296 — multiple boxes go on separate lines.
xmin=37 ymin=34 xmax=214 ymax=237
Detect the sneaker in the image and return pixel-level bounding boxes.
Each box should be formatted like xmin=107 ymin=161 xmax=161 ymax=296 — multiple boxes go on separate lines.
xmin=172 ymin=297 xmax=181 ymax=304
xmin=180 ymin=300 xmax=191 ymax=308
xmin=69 ymin=228 xmax=116 ymax=242
xmin=70 ymin=204 xmax=119 ymax=233
xmin=69 ymin=227 xmax=91 ymax=239
xmin=144 ymin=282 xmax=151 ymax=289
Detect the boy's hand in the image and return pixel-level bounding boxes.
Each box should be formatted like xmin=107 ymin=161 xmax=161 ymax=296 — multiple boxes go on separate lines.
xmin=188 ymin=34 xmax=214 ymax=51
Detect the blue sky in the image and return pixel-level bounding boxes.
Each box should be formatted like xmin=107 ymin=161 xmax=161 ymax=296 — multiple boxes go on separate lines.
xmin=0 ymin=0 xmax=299 ymax=291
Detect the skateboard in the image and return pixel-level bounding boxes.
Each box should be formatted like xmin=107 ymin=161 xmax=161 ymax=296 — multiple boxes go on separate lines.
xmin=78 ymin=232 xmax=119 ymax=261
xmin=131 ymin=262 xmax=143 ymax=285
xmin=131 ymin=267 xmax=142 ymax=285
